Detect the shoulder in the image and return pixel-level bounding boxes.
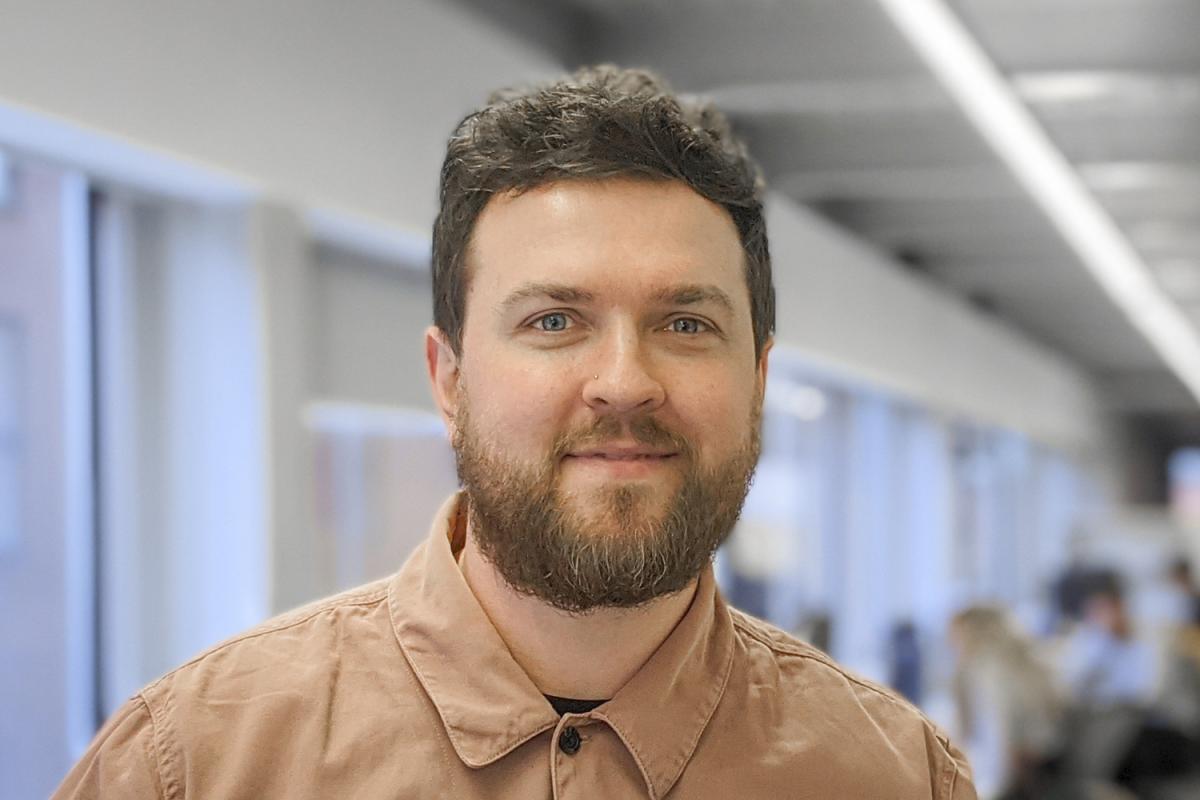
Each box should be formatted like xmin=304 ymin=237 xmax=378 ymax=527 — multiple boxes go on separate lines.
xmin=139 ymin=576 xmax=396 ymax=723
xmin=729 ymin=607 xmax=920 ymax=710
xmin=52 ymin=697 xmax=164 ymax=798
xmin=61 ymin=576 xmax=434 ymax=798
xmin=725 ymin=608 xmax=975 ymax=798
xmin=729 ymin=608 xmax=906 ymax=704
xmin=124 ymin=577 xmax=419 ymax=795
xmin=161 ymin=578 xmax=387 ymax=667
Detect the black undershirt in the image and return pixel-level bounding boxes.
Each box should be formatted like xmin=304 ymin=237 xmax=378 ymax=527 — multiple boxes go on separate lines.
xmin=544 ymin=695 xmax=607 ymax=716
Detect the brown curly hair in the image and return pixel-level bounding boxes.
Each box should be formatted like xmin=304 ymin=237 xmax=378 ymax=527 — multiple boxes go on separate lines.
xmin=432 ymin=65 xmax=774 ymax=358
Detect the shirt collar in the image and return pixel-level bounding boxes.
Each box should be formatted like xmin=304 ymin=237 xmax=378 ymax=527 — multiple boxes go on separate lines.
xmin=389 ymin=494 xmax=558 ymax=766
xmin=592 ymin=556 xmax=735 ymax=798
xmin=389 ymin=492 xmax=736 ymax=798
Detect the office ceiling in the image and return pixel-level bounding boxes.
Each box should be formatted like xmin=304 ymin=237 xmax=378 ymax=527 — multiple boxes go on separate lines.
xmin=454 ymin=0 xmax=1200 ymax=426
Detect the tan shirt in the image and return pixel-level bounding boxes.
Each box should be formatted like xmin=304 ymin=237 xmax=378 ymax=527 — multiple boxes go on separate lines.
xmin=56 ymin=494 xmax=975 ymax=799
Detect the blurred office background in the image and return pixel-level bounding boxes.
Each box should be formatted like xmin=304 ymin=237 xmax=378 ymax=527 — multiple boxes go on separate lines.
xmin=3 ymin=1 xmax=1200 ymax=797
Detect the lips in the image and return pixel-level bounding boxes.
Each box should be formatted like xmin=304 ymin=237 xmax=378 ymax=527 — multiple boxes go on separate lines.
xmin=566 ymin=448 xmax=678 ymax=460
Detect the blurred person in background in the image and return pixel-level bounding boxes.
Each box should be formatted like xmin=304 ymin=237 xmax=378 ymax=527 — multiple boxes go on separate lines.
xmin=53 ymin=66 xmax=975 ymax=798
xmin=1051 ymin=528 xmax=1109 ymax=632
xmin=1145 ymin=556 xmax=1200 ymax=792
xmin=1150 ymin=556 xmax=1200 ymax=736
xmin=794 ymin=609 xmax=832 ymax=653
xmin=1058 ymin=572 xmax=1157 ymax=709
xmin=1056 ymin=572 xmax=1200 ymax=796
xmin=890 ymin=619 xmax=924 ymax=705
xmin=950 ymin=606 xmax=1074 ymax=799
xmin=1165 ymin=557 xmax=1200 ymax=626
xmin=1159 ymin=557 xmax=1200 ymax=735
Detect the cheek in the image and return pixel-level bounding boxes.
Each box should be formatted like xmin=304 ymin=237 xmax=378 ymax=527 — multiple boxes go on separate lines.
xmin=668 ymin=367 xmax=758 ymax=448
xmin=462 ymin=361 xmax=575 ymax=451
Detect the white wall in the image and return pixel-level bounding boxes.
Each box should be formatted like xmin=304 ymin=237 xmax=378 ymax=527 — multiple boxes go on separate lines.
xmin=767 ymin=195 xmax=1112 ymax=457
xmin=0 ymin=0 xmax=561 ymax=230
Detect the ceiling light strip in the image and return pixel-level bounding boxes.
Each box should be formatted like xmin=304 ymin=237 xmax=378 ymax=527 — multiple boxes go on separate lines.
xmin=876 ymin=0 xmax=1200 ymax=403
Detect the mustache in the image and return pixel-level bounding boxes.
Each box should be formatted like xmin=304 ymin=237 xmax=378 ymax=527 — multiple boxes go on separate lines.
xmin=550 ymin=415 xmax=694 ymax=460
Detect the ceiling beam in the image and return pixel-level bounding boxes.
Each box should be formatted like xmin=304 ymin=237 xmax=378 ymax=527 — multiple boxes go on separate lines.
xmin=772 ymin=160 xmax=1200 ymax=202
xmin=877 ymin=0 xmax=1200 ymax=406
xmin=702 ymin=77 xmax=947 ymax=116
xmin=772 ymin=165 xmax=1014 ymax=200
xmin=706 ymin=70 xmax=1200 ymax=119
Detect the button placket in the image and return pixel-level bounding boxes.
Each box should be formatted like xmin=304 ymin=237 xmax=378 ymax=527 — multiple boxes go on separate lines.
xmin=550 ymin=716 xmax=592 ymax=799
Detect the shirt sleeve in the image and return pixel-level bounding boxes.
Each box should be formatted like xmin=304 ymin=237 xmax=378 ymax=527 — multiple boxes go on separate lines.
xmin=51 ymin=696 xmax=165 ymax=800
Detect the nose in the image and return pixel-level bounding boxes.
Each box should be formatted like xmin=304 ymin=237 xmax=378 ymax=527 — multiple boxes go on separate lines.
xmin=583 ymin=326 xmax=666 ymax=416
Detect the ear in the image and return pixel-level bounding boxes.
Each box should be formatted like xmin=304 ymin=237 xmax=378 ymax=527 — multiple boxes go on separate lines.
xmin=756 ymin=337 xmax=773 ymax=396
xmin=425 ymin=326 xmax=460 ymax=434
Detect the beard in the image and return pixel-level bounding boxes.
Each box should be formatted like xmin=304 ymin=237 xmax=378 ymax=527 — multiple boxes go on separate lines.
xmin=451 ymin=392 xmax=761 ymax=613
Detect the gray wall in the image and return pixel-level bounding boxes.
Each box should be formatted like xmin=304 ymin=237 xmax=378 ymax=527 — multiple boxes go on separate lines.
xmin=311 ymin=245 xmax=435 ymax=412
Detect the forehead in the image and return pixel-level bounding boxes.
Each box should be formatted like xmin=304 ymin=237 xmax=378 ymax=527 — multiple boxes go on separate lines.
xmin=466 ymin=178 xmax=747 ymax=306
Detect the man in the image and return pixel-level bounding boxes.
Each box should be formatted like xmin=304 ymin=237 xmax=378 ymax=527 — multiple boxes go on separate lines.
xmin=56 ymin=66 xmax=975 ymax=798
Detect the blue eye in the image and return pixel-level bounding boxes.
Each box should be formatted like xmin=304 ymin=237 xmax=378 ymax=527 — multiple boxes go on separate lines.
xmin=669 ymin=317 xmax=706 ymax=334
xmin=535 ymin=312 xmax=570 ymax=332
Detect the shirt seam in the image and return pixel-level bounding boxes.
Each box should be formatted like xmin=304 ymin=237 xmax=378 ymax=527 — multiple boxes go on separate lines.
xmin=936 ymin=730 xmax=965 ymax=799
xmin=731 ymin=612 xmax=916 ymax=709
xmin=143 ymin=586 xmax=390 ymax=693
xmin=732 ymin=610 xmax=967 ymax=792
xmin=138 ymin=690 xmax=178 ymax=800
xmin=134 ymin=586 xmax=391 ymax=797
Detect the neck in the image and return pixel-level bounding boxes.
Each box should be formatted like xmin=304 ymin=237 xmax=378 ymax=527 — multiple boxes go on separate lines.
xmin=458 ymin=530 xmax=699 ymax=700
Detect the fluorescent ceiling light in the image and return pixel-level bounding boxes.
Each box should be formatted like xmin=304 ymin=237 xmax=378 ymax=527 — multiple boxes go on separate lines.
xmin=877 ymin=0 xmax=1200 ymax=405
xmin=1012 ymin=71 xmax=1200 ymax=109
xmin=1012 ymin=71 xmax=1123 ymax=104
xmin=1079 ymin=162 xmax=1200 ymax=194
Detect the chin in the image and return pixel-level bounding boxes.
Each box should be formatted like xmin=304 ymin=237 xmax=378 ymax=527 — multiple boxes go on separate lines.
xmin=570 ymin=484 xmax=673 ymax=529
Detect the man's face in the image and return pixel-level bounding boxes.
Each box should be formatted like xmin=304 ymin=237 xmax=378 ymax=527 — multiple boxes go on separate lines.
xmin=429 ymin=178 xmax=768 ymax=611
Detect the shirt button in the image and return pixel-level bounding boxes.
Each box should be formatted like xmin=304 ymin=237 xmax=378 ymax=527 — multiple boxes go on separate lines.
xmin=558 ymin=726 xmax=582 ymax=755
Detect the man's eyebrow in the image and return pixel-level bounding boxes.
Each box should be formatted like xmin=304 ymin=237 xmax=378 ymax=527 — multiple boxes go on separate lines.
xmin=498 ymin=282 xmax=596 ymax=312
xmin=655 ymin=284 xmax=735 ymax=314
